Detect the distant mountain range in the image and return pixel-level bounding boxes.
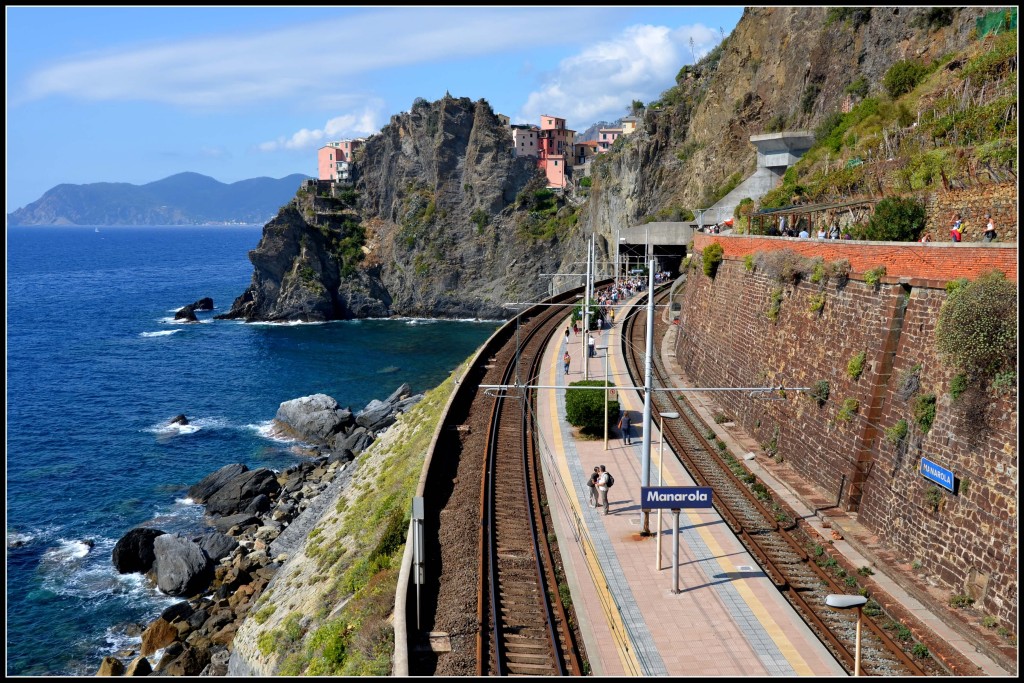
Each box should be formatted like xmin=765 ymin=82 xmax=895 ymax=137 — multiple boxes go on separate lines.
xmin=7 ymin=172 xmax=311 ymax=226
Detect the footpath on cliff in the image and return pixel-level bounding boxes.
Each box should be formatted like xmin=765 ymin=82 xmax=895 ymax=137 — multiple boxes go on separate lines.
xmin=657 ymin=304 xmax=1014 ymax=677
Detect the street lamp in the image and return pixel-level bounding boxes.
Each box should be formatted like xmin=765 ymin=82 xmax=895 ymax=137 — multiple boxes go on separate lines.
xmin=655 ymin=411 xmax=679 ymax=569
xmin=825 ymin=594 xmax=868 ymax=676
xmin=597 ymin=346 xmax=610 ymax=449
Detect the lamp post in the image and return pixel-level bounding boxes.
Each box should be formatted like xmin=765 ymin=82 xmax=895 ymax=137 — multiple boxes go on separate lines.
xmin=640 ymin=259 xmax=655 ymax=535
xmin=825 ymin=594 xmax=868 ymax=675
xmin=598 ymin=346 xmax=610 ymax=449
xmin=655 ymin=411 xmax=679 ymax=569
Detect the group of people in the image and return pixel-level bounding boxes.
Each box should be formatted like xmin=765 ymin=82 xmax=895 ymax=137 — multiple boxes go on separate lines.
xmin=586 ymin=465 xmax=613 ymax=515
xmin=944 ymin=212 xmax=997 ymax=243
xmin=766 ymin=216 xmax=851 ymax=240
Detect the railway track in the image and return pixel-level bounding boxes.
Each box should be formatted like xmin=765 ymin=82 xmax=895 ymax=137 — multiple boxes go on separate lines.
xmin=476 ymin=294 xmax=583 ymax=676
xmin=620 ymin=285 xmax=934 ymax=677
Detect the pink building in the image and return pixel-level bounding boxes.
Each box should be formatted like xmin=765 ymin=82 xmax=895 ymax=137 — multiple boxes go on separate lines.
xmin=511 ymin=125 xmax=540 ymax=157
xmin=596 ymin=127 xmax=622 ymax=153
xmin=317 ymin=139 xmax=364 ymax=181
xmin=537 ymin=115 xmax=575 ymax=189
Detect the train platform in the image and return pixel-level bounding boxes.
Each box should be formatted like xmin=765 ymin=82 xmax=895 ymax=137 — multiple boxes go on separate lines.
xmin=535 ymin=297 xmax=1013 ymax=677
xmin=536 ymin=309 xmax=844 ymax=676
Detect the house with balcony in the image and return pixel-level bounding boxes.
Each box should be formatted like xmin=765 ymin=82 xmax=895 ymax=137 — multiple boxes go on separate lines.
xmin=537 ymin=115 xmax=575 ymax=189
xmin=317 ymin=139 xmax=364 ymax=181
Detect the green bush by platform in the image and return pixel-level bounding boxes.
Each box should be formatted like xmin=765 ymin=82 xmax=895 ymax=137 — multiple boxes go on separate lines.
xmin=565 ymin=380 xmax=620 ymax=434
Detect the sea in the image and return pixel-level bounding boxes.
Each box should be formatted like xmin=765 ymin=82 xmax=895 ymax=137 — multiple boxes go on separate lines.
xmin=5 ymin=225 xmax=501 ymax=676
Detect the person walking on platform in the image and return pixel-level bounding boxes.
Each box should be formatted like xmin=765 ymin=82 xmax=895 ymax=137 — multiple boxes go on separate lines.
xmin=597 ymin=465 xmax=611 ymax=515
xmin=617 ymin=410 xmax=632 ymax=445
xmin=565 ymin=326 xmax=570 ymax=344
xmin=588 ymin=335 xmax=596 ymax=358
xmin=563 ymin=351 xmax=571 ymax=375
xmin=586 ymin=466 xmax=600 ymax=507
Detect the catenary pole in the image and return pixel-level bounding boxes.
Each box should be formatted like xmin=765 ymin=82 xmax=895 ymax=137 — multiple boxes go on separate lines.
xmin=640 ymin=259 xmax=655 ymax=535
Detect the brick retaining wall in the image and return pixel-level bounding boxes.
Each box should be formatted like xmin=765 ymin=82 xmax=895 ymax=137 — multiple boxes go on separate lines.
xmin=674 ymin=251 xmax=1017 ymax=628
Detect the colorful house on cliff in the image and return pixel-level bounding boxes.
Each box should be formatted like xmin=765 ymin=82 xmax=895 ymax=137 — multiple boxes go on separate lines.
xmin=538 ymin=114 xmax=575 ymax=189
xmin=317 ymin=139 xmax=364 ymax=181
xmin=596 ymin=126 xmax=623 ymax=153
xmin=511 ymin=124 xmax=540 ymax=157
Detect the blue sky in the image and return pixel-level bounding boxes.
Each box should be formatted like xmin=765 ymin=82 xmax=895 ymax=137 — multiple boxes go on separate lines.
xmin=6 ymin=6 xmax=744 ymax=212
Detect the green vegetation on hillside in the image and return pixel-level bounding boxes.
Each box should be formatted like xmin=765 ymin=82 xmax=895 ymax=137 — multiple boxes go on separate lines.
xmin=755 ymin=28 xmax=1016 ymax=223
xmin=265 ymin=367 xmax=461 ymax=675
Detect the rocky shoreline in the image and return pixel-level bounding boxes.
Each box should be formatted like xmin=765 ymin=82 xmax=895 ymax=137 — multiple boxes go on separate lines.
xmin=96 ymin=385 xmax=421 ymax=676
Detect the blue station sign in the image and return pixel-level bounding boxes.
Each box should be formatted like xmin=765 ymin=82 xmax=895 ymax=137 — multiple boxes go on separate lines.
xmin=920 ymin=457 xmax=955 ymax=492
xmin=641 ymin=486 xmax=714 ymax=509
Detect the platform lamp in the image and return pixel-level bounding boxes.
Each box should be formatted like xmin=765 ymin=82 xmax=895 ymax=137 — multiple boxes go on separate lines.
xmin=825 ymin=594 xmax=868 ymax=675
xmin=655 ymin=412 xmax=679 ymax=570
xmin=597 ymin=346 xmax=610 ymax=449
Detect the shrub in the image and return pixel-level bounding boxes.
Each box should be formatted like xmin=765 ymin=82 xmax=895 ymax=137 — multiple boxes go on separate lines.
xmin=743 ymin=254 xmax=755 ymax=272
xmin=863 ymin=266 xmax=886 ymax=287
xmin=837 ymin=398 xmax=859 ymax=422
xmin=864 ymin=197 xmax=925 ymax=242
xmin=982 ymin=616 xmax=999 ymax=629
xmin=884 ymin=59 xmax=929 ymax=98
xmin=579 ymin=176 xmax=592 ymax=188
xmin=949 ymin=373 xmax=969 ymax=400
xmin=809 ymin=260 xmax=827 ymax=284
xmin=808 ymin=294 xmax=825 ymax=314
xmin=885 ymin=419 xmax=909 ymax=444
xmin=949 ymin=593 xmax=975 ymax=609
xmin=857 ymin=566 xmax=875 ymax=577
xmin=810 ymin=380 xmax=830 ymax=407
xmin=912 ymin=643 xmax=931 ymax=659
xmin=924 ymin=486 xmax=943 ymax=511
xmin=767 ymin=287 xmax=784 ymax=321
xmin=912 ymin=393 xmax=937 ymax=432
xmin=702 ymin=242 xmax=724 ymax=277
xmin=847 ymin=351 xmax=866 ymax=380
xmin=844 ymin=76 xmax=870 ymax=99
xmin=470 ymin=208 xmax=489 ymax=232
xmin=564 ymin=380 xmax=619 ymax=434
xmin=935 ymin=271 xmax=1017 ymax=377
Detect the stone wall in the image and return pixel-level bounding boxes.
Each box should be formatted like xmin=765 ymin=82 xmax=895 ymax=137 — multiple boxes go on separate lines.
xmin=924 ymin=182 xmax=1018 ymax=244
xmin=674 ymin=239 xmax=1017 ymax=627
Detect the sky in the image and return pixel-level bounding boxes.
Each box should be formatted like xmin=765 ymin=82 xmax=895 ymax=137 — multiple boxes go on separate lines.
xmin=5 ymin=5 xmax=744 ymax=212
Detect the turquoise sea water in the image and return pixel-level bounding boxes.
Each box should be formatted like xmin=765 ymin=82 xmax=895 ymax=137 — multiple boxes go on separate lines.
xmin=5 ymin=226 xmax=500 ymax=675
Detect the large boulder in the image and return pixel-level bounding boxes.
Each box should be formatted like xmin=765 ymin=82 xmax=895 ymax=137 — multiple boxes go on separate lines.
xmin=153 ymin=534 xmax=213 ymax=597
xmin=174 ymin=305 xmax=199 ymax=322
xmin=112 ymin=527 xmax=166 ymax=574
xmin=274 ymin=394 xmax=353 ymax=444
xmin=385 ymin=383 xmax=412 ymax=403
xmin=191 ymin=297 xmax=214 ymax=311
xmin=334 ymin=426 xmax=374 ymax=454
xmin=204 ymin=468 xmax=280 ymax=516
xmin=187 ymin=463 xmax=249 ymax=503
xmin=354 ymin=399 xmax=395 ymax=432
xmin=208 ymin=513 xmax=261 ymax=534
xmin=194 ymin=532 xmax=237 ymax=563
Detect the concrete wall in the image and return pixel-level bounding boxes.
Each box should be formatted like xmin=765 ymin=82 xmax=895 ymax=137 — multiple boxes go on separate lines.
xmin=674 ymin=235 xmax=1017 ymax=628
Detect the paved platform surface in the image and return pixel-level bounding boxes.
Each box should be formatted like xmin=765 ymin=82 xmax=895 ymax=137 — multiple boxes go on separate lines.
xmin=536 ymin=308 xmax=844 ymax=676
xmin=535 ymin=296 xmax=1013 ymax=677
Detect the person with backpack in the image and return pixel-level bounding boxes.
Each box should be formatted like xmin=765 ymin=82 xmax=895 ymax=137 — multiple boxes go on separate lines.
xmin=586 ymin=466 xmax=600 ymax=507
xmin=562 ymin=351 xmax=571 ymax=375
xmin=597 ymin=465 xmax=613 ymax=515
xmin=617 ymin=410 xmax=632 ymax=445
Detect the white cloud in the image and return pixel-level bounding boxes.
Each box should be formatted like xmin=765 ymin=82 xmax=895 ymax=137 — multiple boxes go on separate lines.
xmin=519 ymin=23 xmax=720 ymax=129
xmin=18 ymin=8 xmax=606 ymax=109
xmin=258 ymin=101 xmax=383 ymax=152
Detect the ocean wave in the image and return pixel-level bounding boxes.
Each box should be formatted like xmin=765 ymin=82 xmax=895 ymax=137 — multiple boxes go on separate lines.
xmin=41 ymin=538 xmax=96 ymax=565
xmin=145 ymin=415 xmax=230 ymax=436
xmin=140 ymin=330 xmax=182 ymax=338
xmin=246 ymin=420 xmax=298 ymax=443
xmin=246 ymin=319 xmax=326 ymax=326
xmin=157 ymin=316 xmax=212 ymax=325
xmin=8 ymin=530 xmax=36 ymax=548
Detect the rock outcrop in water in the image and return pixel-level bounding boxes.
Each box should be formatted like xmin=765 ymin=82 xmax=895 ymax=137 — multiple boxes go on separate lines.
xmin=220 ymin=95 xmax=577 ymax=322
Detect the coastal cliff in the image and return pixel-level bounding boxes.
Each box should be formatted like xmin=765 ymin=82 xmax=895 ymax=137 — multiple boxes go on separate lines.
xmin=223 ymin=95 xmax=577 ymax=321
